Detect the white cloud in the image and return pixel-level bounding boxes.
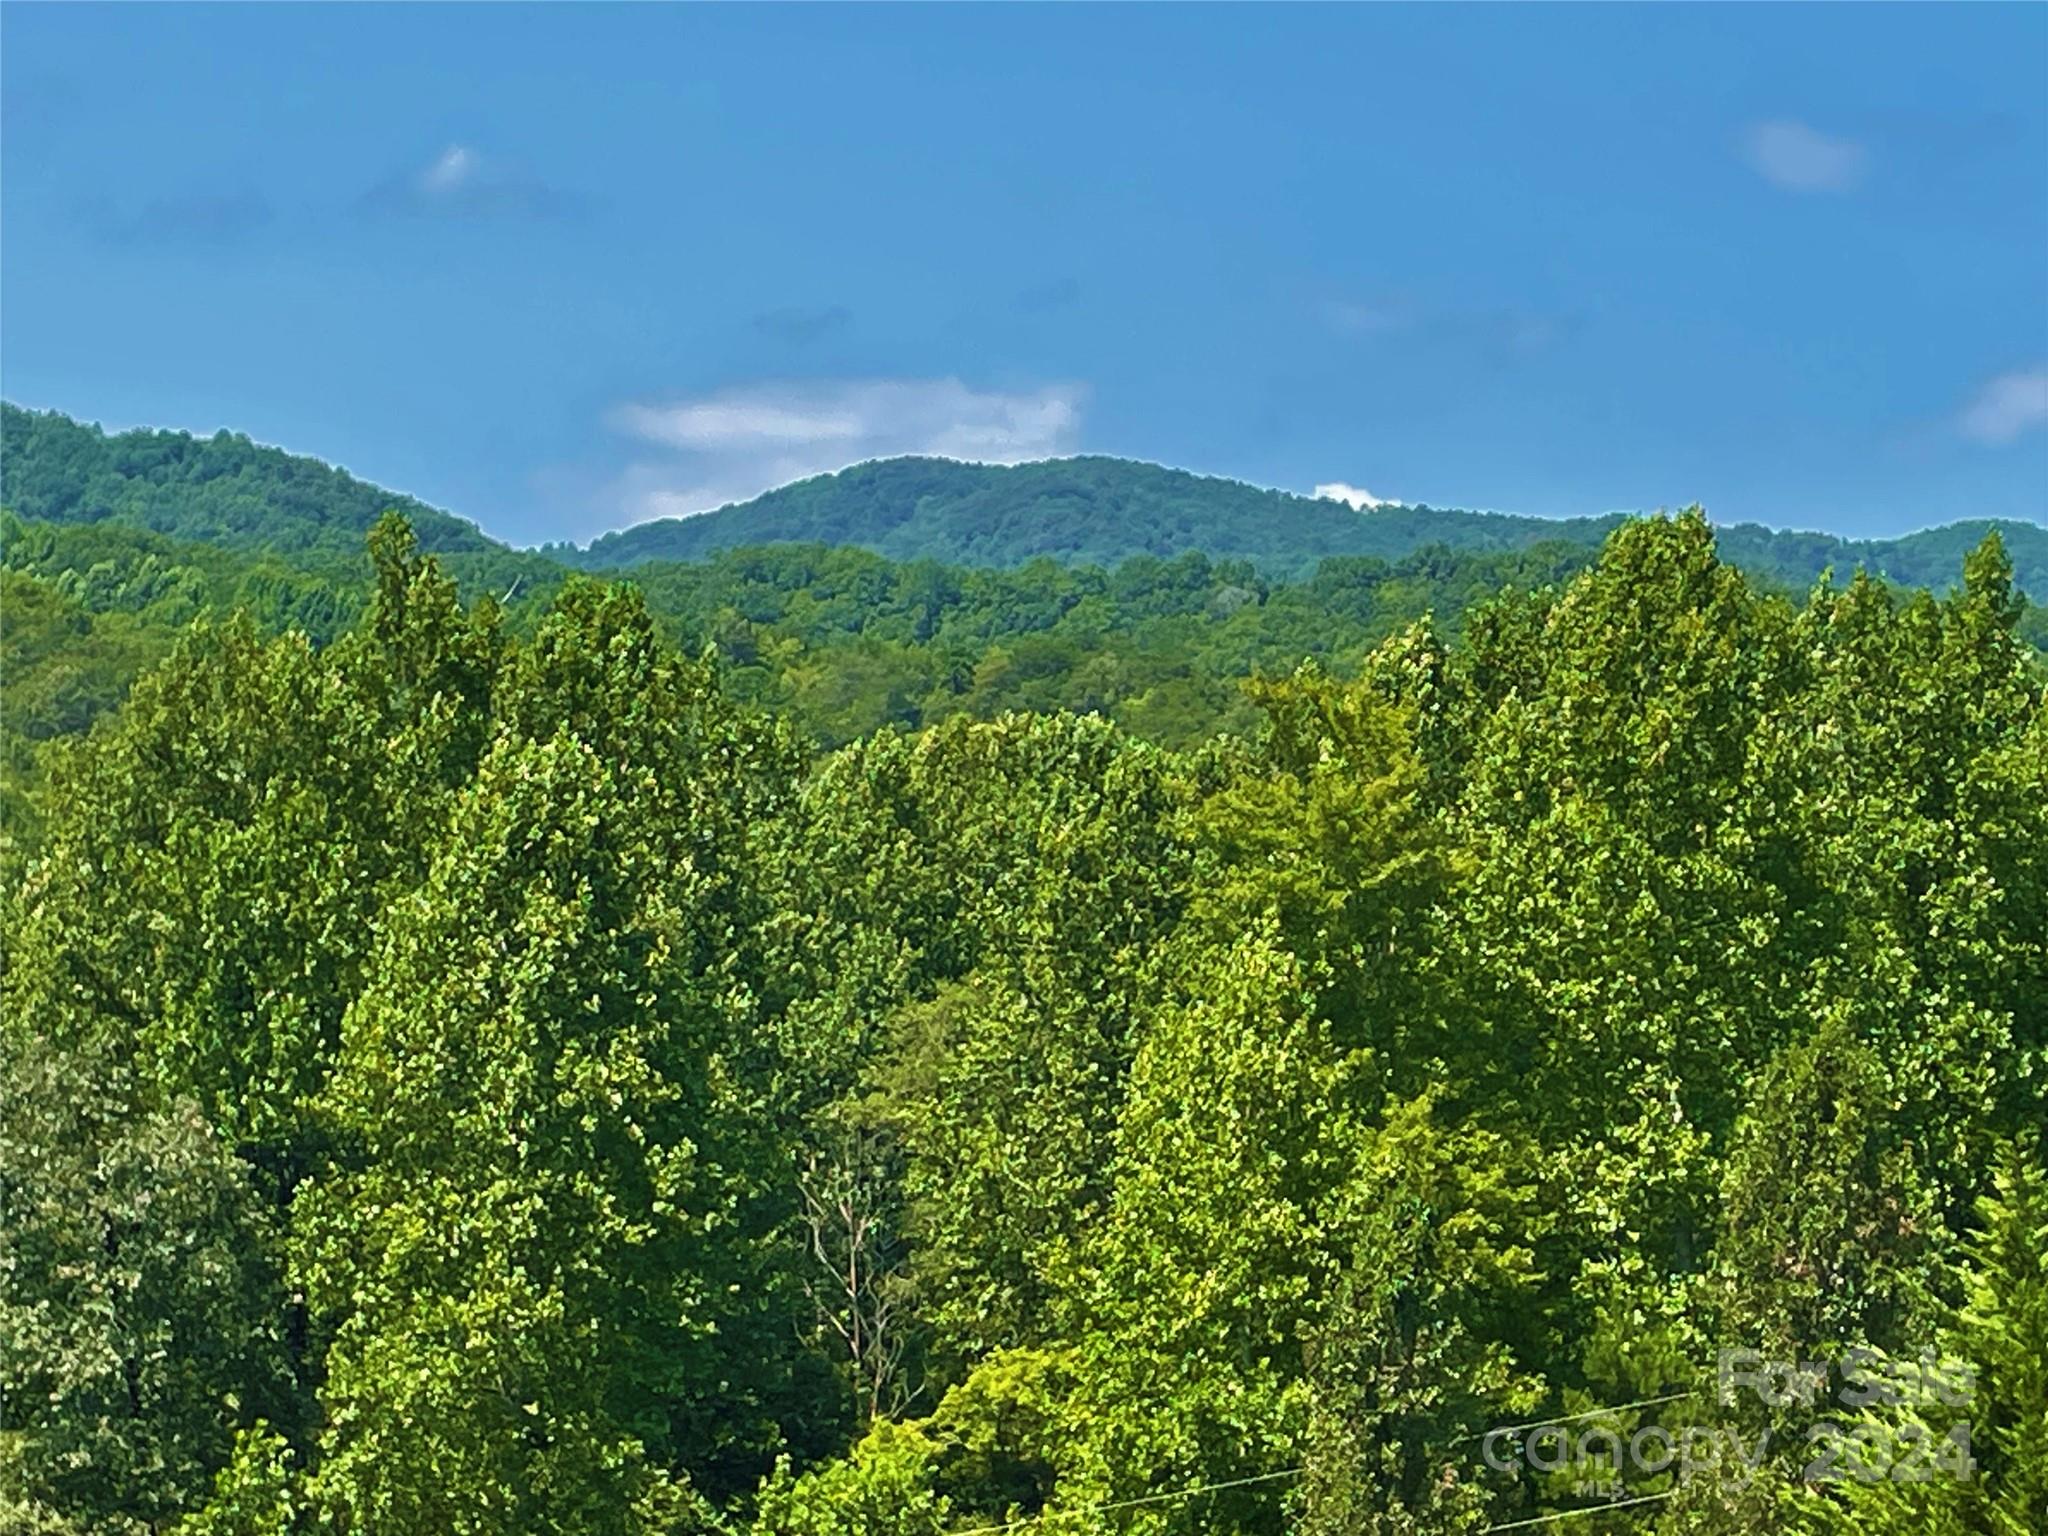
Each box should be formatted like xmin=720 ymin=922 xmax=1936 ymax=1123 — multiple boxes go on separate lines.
xmin=1322 ymin=299 xmax=1409 ymax=336
xmin=419 ymin=144 xmax=480 ymax=194
xmin=1315 ymin=481 xmax=1403 ymax=511
xmin=606 ymin=377 xmax=1086 ymax=522
xmin=616 ymin=398 xmax=867 ymax=449
xmin=361 ymin=143 xmax=573 ymax=220
xmin=1958 ymin=367 xmax=2048 ymax=445
xmin=1743 ymin=120 xmax=1867 ymax=193
xmin=1320 ymin=294 xmax=1577 ymax=367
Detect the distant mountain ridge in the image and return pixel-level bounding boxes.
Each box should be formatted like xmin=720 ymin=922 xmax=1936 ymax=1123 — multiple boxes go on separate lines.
xmin=0 ymin=402 xmax=496 ymax=564
xmin=5 ymin=402 xmax=2044 ymax=596
xmin=558 ymin=454 xmax=2048 ymax=595
xmin=556 ymin=456 xmax=1632 ymax=579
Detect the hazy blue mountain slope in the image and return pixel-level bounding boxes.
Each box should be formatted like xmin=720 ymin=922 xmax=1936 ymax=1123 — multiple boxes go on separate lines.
xmin=1715 ymin=518 xmax=2048 ymax=598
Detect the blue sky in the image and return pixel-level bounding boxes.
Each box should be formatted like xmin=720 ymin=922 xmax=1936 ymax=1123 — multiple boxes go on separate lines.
xmin=4 ymin=4 xmax=2044 ymax=546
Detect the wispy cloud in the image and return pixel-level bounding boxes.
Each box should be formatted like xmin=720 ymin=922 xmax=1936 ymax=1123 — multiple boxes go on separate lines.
xmin=1314 ymin=481 xmax=1403 ymax=511
xmin=751 ymin=305 xmax=853 ymax=346
xmin=1743 ymin=120 xmax=1867 ymax=193
xmin=1322 ymin=298 xmax=1411 ymax=336
xmin=606 ymin=377 xmax=1086 ymax=523
xmin=80 ymin=189 xmax=272 ymax=246
xmin=360 ymin=143 xmax=577 ymax=221
xmin=1957 ymin=367 xmax=2048 ymax=445
xmin=1320 ymin=291 xmax=1577 ymax=365
xmin=1016 ymin=276 xmax=1082 ymax=313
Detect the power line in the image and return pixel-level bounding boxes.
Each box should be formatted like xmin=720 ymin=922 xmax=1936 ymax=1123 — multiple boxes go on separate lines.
xmin=1454 ymin=1389 xmax=1699 ymax=1443
xmin=947 ymin=1466 xmax=1303 ymax=1535
xmin=946 ymin=1399 xmax=1698 ymax=1536
xmin=947 ymin=1465 xmax=1681 ymax=1535
xmin=1481 ymin=1490 xmax=1679 ymax=1531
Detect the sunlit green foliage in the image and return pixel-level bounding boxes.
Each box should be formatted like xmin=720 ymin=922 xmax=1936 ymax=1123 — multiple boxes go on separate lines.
xmin=2 ymin=497 xmax=2043 ymax=1534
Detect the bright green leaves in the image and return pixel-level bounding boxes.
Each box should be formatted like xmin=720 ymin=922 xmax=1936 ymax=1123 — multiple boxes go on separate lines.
xmin=4 ymin=520 xmax=508 ymax=1179
xmin=173 ymin=1423 xmax=300 ymax=1536
xmin=5 ymin=614 xmax=386 ymax=1159
xmin=1467 ymin=509 xmax=1781 ymax=839
xmin=0 ymin=1034 xmax=291 ymax=1535
xmin=1191 ymin=665 xmax=1456 ymax=1087
xmin=1 ymin=531 xmax=513 ymax=1533
xmin=4 ymin=505 xmax=2044 ymax=1535
xmin=751 ymin=1420 xmax=953 ymax=1536
xmin=791 ymin=712 xmax=1192 ymax=1369
xmin=1779 ymin=1138 xmax=2048 ymax=1536
xmin=295 ymin=590 xmax=806 ymax=1525
xmin=4 ymin=523 xmax=813 ymax=1531
xmin=1951 ymin=1140 xmax=2048 ymax=1535
xmin=753 ymin=514 xmax=2042 ymax=1534
xmin=1711 ymin=1013 xmax=1945 ymax=1356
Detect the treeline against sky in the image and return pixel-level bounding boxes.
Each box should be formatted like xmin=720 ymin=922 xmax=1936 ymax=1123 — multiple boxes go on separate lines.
xmin=8 ymin=503 xmax=2046 ymax=843
xmin=0 ymin=508 xmax=1608 ymax=837
xmin=2 ymin=511 xmax=2043 ymax=1534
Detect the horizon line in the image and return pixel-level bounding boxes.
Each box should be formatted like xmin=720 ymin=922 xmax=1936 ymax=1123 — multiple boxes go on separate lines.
xmin=4 ymin=396 xmax=2038 ymax=554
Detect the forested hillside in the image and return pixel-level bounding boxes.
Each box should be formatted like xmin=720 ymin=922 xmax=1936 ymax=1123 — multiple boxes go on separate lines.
xmin=558 ymin=455 xmax=1630 ymax=576
xmin=7 ymin=403 xmax=2044 ymax=831
xmin=561 ymin=452 xmax=2048 ymax=593
xmin=0 ymin=403 xmax=499 ymax=562
xmin=3 ymin=507 xmax=2043 ymax=1535
xmin=10 ymin=402 xmax=2045 ymax=592
xmin=1 ymin=509 xmax=1605 ymax=838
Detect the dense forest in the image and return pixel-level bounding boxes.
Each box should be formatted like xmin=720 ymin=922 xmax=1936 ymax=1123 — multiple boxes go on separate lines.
xmin=0 ymin=508 xmax=1604 ymax=839
xmin=6 ymin=402 xmax=2045 ymax=842
xmin=2 ymin=484 xmax=2044 ymax=1532
xmin=11 ymin=403 xmax=2046 ymax=592
xmin=555 ymin=455 xmax=1631 ymax=576
xmin=559 ymin=451 xmax=2048 ymax=596
xmin=0 ymin=404 xmax=501 ymax=564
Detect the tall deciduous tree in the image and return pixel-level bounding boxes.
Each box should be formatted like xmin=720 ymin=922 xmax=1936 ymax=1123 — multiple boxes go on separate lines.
xmin=0 ymin=1035 xmax=290 ymax=1534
